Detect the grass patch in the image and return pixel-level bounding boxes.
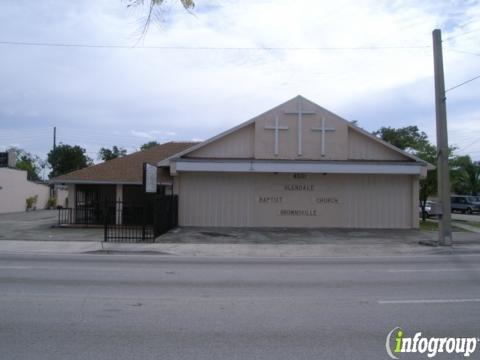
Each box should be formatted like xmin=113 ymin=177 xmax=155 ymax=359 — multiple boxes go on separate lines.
xmin=420 ymin=221 xmax=439 ymax=231
xmin=466 ymin=222 xmax=480 ymax=228
xmin=420 ymin=220 xmax=468 ymax=232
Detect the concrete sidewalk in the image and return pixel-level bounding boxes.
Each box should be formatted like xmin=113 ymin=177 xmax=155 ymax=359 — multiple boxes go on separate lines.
xmin=0 ymin=236 xmax=479 ymax=257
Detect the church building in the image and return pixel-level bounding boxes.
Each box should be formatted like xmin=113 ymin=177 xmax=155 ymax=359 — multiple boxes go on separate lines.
xmin=159 ymin=95 xmax=430 ymax=229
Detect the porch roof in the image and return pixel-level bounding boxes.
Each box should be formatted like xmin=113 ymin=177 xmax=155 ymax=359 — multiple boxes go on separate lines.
xmin=50 ymin=142 xmax=196 ymax=185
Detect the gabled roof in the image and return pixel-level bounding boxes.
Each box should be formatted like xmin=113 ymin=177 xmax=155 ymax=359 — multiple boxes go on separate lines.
xmin=51 ymin=141 xmax=196 ymax=184
xmin=347 ymin=121 xmax=433 ymax=168
xmin=158 ymin=95 xmax=431 ymax=167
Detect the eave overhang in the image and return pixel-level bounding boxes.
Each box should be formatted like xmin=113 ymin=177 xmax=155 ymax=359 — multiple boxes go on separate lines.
xmin=170 ymin=158 xmax=427 ymax=176
xmin=49 ymin=180 xmax=172 ymax=186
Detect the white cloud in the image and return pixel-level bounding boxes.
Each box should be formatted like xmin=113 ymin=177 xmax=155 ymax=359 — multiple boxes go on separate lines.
xmin=0 ymin=0 xmax=479 ymax=159
xmin=131 ymin=130 xmax=154 ymax=139
xmin=130 ymin=129 xmax=177 ymax=139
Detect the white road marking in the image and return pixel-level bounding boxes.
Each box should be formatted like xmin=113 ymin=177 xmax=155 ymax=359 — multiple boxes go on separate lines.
xmin=378 ymin=298 xmax=480 ymax=305
xmin=387 ymin=268 xmax=480 ymax=272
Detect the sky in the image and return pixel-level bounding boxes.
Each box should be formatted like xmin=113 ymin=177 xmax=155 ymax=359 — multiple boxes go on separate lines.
xmin=0 ymin=0 xmax=479 ymax=166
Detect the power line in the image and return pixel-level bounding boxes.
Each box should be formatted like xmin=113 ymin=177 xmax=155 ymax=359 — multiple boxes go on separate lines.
xmin=445 ymin=74 xmax=480 ymax=92
xmin=459 ymin=138 xmax=480 ymax=152
xmin=446 ymin=48 xmax=480 ymax=57
xmin=0 ymin=40 xmax=430 ymax=51
xmin=443 ymin=27 xmax=480 ymax=42
xmin=452 ymin=134 xmax=480 ymax=143
xmin=456 ymin=18 xmax=480 ymax=28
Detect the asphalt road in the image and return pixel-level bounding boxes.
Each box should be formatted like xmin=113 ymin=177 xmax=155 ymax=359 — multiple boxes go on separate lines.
xmin=1 ymin=253 xmax=479 ymax=360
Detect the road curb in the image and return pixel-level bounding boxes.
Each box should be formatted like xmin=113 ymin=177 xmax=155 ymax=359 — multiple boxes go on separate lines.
xmin=1 ymin=240 xmax=479 ymax=257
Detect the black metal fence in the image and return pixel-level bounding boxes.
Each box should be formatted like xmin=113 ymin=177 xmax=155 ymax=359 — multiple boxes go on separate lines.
xmin=104 ymin=195 xmax=178 ymax=243
xmin=58 ymin=208 xmax=73 ymax=225
xmin=57 ymin=195 xmax=178 ymax=242
xmin=57 ymin=204 xmax=108 ymax=226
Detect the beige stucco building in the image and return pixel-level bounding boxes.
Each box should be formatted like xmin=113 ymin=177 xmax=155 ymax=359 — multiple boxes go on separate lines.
xmin=0 ymin=150 xmax=68 ymax=214
xmin=0 ymin=167 xmax=51 ymax=214
xmin=159 ymin=96 xmax=430 ymax=229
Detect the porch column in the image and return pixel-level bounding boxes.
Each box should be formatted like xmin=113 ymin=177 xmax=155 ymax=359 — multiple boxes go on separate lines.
xmin=172 ymin=175 xmax=180 ymax=195
xmin=116 ymin=184 xmax=123 ymax=225
xmin=68 ymin=184 xmax=76 ymax=224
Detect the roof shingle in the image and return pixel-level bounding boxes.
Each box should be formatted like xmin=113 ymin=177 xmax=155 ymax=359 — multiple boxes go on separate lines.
xmin=51 ymin=141 xmax=196 ymax=184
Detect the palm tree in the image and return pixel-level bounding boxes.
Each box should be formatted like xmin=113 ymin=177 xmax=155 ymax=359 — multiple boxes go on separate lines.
xmin=452 ymin=155 xmax=480 ymax=195
xmin=128 ymin=0 xmax=195 ymax=36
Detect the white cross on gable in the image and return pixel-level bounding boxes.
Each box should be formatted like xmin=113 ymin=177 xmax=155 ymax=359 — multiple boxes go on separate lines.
xmin=311 ymin=117 xmax=336 ymax=157
xmin=264 ymin=115 xmax=289 ymax=156
xmin=284 ymin=98 xmax=316 ymax=156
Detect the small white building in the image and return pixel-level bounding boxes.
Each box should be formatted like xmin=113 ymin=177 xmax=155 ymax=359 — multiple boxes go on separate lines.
xmin=0 ymin=150 xmax=67 ymax=214
xmin=159 ymin=96 xmax=430 ymax=229
xmin=0 ymin=166 xmax=49 ymax=214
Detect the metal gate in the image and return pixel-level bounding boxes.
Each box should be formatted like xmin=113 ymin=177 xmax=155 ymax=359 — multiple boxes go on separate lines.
xmin=104 ymin=195 xmax=178 ymax=243
xmin=75 ymin=185 xmax=115 ymax=225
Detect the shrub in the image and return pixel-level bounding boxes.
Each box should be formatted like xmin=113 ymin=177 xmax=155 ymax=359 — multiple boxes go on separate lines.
xmin=47 ymin=196 xmax=57 ymax=209
xmin=26 ymin=195 xmax=38 ymax=210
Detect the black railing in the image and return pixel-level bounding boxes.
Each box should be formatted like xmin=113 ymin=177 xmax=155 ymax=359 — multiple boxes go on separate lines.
xmin=153 ymin=195 xmax=178 ymax=236
xmin=104 ymin=195 xmax=178 ymax=243
xmin=58 ymin=195 xmax=178 ymax=242
xmin=57 ymin=204 xmax=108 ymax=226
xmin=104 ymin=225 xmax=155 ymax=243
xmin=75 ymin=204 xmax=108 ymax=225
xmin=58 ymin=208 xmax=72 ymax=225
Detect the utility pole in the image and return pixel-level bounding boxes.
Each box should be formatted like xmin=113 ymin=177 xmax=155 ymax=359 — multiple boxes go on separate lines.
xmin=53 ymin=127 xmax=56 ymax=152
xmin=52 ymin=126 xmax=57 ymax=179
xmin=432 ymin=29 xmax=452 ymax=246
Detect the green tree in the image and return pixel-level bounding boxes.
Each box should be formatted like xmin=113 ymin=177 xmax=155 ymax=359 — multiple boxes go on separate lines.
xmin=415 ymin=144 xmax=458 ymax=220
xmin=451 ymin=155 xmax=480 ymax=196
xmin=375 ymin=126 xmax=436 ymax=220
xmin=6 ymin=147 xmax=42 ymax=181
xmin=373 ymin=126 xmax=429 ymax=151
xmin=47 ymin=144 xmax=92 ymax=178
xmin=17 ymin=154 xmax=41 ymax=181
xmin=140 ymin=141 xmax=159 ymax=151
xmin=375 ymin=125 xmax=463 ymax=221
xmin=416 ymin=143 xmax=438 ymax=221
xmin=98 ymin=146 xmax=127 ymax=161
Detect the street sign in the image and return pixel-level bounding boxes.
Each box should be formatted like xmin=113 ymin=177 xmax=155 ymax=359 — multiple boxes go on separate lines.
xmin=143 ymin=163 xmax=157 ymax=193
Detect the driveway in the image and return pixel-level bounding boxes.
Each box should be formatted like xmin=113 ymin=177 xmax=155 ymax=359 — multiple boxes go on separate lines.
xmin=0 ymin=210 xmax=103 ymax=241
xmin=159 ymin=226 xmax=479 ymax=246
